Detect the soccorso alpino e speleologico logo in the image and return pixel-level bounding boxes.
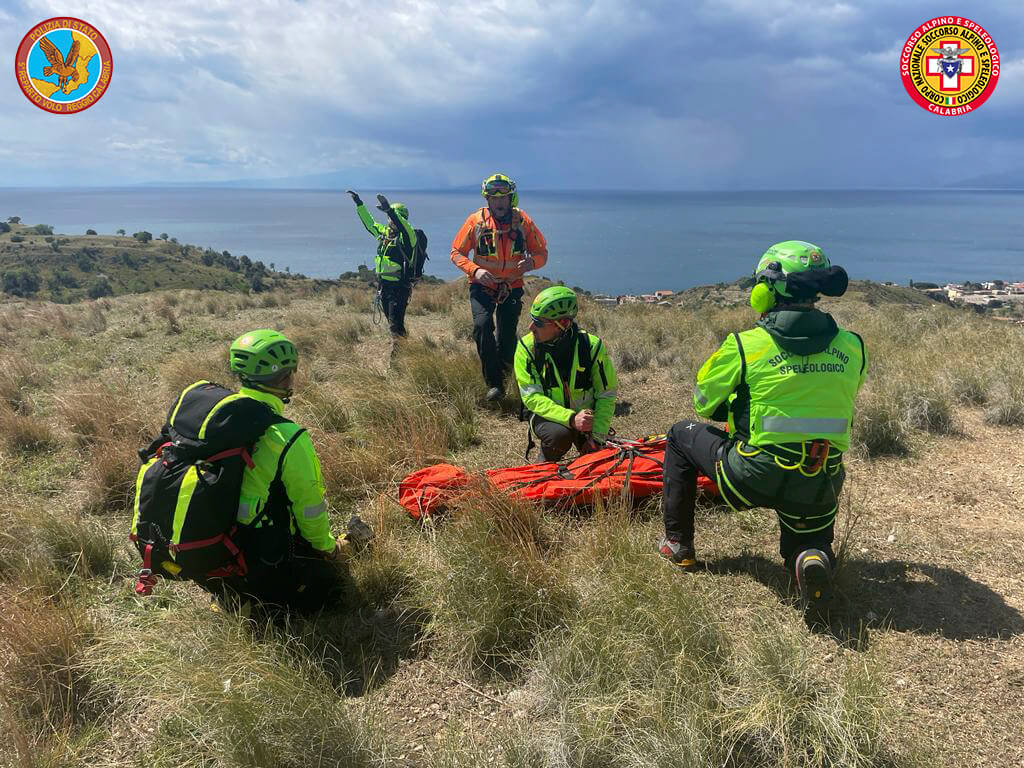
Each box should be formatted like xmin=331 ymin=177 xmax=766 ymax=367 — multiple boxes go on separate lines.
xmin=900 ymin=16 xmax=999 ymax=116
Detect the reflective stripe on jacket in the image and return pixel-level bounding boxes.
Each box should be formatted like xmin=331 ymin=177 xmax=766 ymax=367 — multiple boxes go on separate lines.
xmin=514 ymin=330 xmax=618 ymax=438
xmin=356 ymin=203 xmax=417 ymax=282
xmin=235 ymin=387 xmax=333 ymax=552
xmin=450 ymin=207 xmax=548 ymax=288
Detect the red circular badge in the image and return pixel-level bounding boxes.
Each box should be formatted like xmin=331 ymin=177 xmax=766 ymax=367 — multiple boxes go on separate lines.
xmin=14 ymin=17 xmax=113 ymax=114
xmin=900 ymin=16 xmax=999 ymax=116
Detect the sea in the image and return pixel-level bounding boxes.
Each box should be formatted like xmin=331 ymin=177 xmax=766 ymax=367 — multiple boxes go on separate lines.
xmin=1 ymin=187 xmax=1022 ymax=296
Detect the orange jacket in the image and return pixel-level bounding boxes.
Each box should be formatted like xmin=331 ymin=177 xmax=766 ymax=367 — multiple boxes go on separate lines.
xmin=450 ymin=208 xmax=548 ymax=288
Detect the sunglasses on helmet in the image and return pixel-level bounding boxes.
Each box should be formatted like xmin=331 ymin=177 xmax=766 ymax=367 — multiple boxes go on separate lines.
xmin=484 ymin=179 xmax=513 ymax=196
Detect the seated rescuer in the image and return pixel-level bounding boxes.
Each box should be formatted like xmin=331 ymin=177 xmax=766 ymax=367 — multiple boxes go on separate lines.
xmin=451 ymin=173 xmax=548 ymax=401
xmin=347 ymin=190 xmax=418 ymax=338
xmin=658 ymin=242 xmax=867 ymax=614
xmin=218 ymin=330 xmax=371 ymax=611
xmin=514 ymin=286 xmax=618 ymax=462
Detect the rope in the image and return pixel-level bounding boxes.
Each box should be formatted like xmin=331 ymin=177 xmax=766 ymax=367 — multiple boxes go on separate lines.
xmin=372 ymin=285 xmax=384 ymax=326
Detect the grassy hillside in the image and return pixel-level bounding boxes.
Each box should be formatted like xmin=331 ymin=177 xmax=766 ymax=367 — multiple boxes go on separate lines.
xmin=1 ymin=278 xmax=1023 ymax=768
xmin=0 ymin=220 xmax=309 ymax=302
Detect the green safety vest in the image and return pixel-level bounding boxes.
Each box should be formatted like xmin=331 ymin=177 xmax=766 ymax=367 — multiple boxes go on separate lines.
xmin=514 ymin=329 xmax=618 ymax=438
xmin=356 ymin=204 xmax=418 ymax=282
xmin=694 ymin=326 xmax=867 ymax=451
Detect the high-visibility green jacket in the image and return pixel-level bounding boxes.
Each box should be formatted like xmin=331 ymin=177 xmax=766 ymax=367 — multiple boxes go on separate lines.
xmin=235 ymin=387 xmax=333 ymax=552
xmin=514 ymin=327 xmax=618 ymax=439
xmin=356 ymin=203 xmax=418 ymax=282
xmin=694 ymin=309 xmax=867 ymax=452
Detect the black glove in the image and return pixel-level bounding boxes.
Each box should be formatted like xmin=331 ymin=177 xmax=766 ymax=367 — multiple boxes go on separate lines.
xmin=346 ymin=189 xmax=363 ymax=206
xmin=376 ymin=193 xmax=391 ymax=213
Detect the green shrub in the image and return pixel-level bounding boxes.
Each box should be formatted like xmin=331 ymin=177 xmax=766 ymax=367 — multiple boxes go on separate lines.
xmin=86 ymin=275 xmax=113 ymax=299
xmin=30 ymin=223 xmax=54 ymax=235
xmin=85 ymin=228 xmax=97 ymax=235
xmin=2 ymin=268 xmax=42 ymax=297
xmin=133 ymin=231 xmax=153 ymax=243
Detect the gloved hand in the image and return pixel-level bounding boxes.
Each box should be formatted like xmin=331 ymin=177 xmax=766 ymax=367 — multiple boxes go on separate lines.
xmin=515 ymin=255 xmax=535 ymax=273
xmin=346 ymin=189 xmax=363 ymax=206
xmin=376 ymin=193 xmax=391 ymax=213
xmin=474 ymin=268 xmax=498 ymax=289
xmin=345 ymin=514 xmax=374 ymax=553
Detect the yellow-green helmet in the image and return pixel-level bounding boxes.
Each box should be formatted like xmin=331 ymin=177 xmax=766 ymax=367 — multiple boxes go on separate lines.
xmin=754 ymin=241 xmax=831 ymax=299
xmin=229 ymin=329 xmax=298 ymax=383
xmin=531 ymin=286 xmax=578 ymax=321
xmin=750 ymin=241 xmax=848 ymax=312
xmin=481 ymin=173 xmax=518 ymax=208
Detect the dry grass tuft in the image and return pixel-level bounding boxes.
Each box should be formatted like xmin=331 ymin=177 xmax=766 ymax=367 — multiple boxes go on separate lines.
xmin=0 ymin=402 xmax=58 ymax=453
xmin=0 ymin=356 xmax=46 ymax=413
xmin=78 ymin=439 xmax=142 ymax=516
xmin=79 ymin=595 xmax=396 ymax=766
xmin=54 ymin=380 xmax=155 ymax=445
xmin=424 ymin=487 xmax=575 ymax=679
xmin=0 ymin=591 xmax=98 ymax=736
xmin=159 ymin=345 xmax=233 ymax=397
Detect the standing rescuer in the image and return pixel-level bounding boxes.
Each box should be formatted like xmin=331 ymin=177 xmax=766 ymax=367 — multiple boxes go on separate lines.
xmin=658 ymin=241 xmax=867 ymax=618
xmin=514 ymin=286 xmax=618 ymax=461
xmin=451 ymin=173 xmax=548 ymax=401
xmin=347 ymin=190 xmax=419 ymax=338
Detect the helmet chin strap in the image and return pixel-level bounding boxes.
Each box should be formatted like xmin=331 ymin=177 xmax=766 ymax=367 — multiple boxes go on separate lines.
xmin=243 ymin=379 xmax=293 ymax=404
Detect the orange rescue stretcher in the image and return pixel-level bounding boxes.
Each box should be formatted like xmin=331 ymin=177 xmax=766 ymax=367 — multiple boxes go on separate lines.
xmin=398 ymin=436 xmax=718 ymax=520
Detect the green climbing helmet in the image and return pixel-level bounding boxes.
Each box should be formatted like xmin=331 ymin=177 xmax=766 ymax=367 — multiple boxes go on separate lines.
xmin=390 ymin=202 xmax=409 ymax=220
xmin=754 ymin=241 xmax=830 ymax=298
xmin=531 ymin=286 xmax=578 ymax=321
xmin=229 ymin=329 xmax=298 ymax=383
xmin=481 ymin=173 xmax=519 ymax=208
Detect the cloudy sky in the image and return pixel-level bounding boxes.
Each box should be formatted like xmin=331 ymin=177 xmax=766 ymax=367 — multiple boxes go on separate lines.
xmin=1 ymin=0 xmax=1021 ymax=189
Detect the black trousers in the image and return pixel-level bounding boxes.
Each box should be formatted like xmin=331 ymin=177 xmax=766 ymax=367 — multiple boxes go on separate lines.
xmin=530 ymin=413 xmax=590 ymax=462
xmin=199 ymin=535 xmax=344 ymax=614
xmin=379 ymin=281 xmax=411 ymax=337
xmin=662 ymin=420 xmax=835 ymax=568
xmin=469 ymin=283 xmax=523 ymax=388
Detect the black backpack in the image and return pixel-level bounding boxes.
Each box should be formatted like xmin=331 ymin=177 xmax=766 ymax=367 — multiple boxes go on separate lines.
xmin=406 ymin=228 xmax=429 ymax=281
xmin=130 ymin=381 xmax=284 ymax=586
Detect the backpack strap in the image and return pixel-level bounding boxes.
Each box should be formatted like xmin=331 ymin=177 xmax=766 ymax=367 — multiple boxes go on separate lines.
xmin=573 ymin=328 xmax=595 ymax=393
xmin=248 ymin=426 xmax=307 ymax=531
xmin=732 ymin=332 xmax=747 ymax=384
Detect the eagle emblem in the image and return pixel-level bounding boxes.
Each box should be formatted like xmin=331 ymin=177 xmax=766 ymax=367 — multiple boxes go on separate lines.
xmin=931 ymin=45 xmax=970 ymax=79
xmin=38 ymin=34 xmax=80 ymax=91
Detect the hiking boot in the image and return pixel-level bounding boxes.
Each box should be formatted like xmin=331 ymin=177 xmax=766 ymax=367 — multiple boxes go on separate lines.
xmin=795 ymin=548 xmax=833 ymax=616
xmin=485 ymin=386 xmax=504 ymax=402
xmin=658 ymin=537 xmax=697 ymax=571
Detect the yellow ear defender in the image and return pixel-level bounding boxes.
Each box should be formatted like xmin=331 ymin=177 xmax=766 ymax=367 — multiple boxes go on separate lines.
xmin=750 ymin=282 xmax=777 ymax=313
